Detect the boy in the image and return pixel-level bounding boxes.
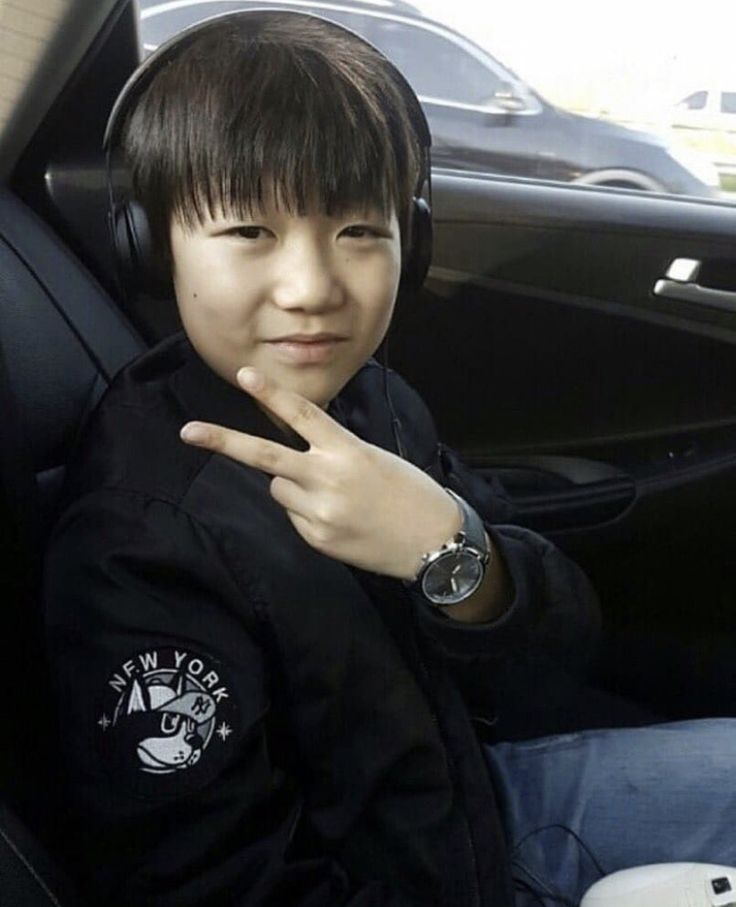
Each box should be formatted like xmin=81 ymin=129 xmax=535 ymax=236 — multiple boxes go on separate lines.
xmin=43 ymin=10 xmax=736 ymax=907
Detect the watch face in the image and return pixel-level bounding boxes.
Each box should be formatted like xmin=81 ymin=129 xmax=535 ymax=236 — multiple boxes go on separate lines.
xmin=421 ymin=551 xmax=484 ymax=605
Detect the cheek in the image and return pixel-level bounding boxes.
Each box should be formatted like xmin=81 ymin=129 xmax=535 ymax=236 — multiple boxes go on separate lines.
xmin=372 ymin=256 xmax=402 ymax=318
xmin=171 ymin=236 xmax=251 ymax=320
xmin=354 ymin=274 xmax=399 ymax=351
xmin=175 ymin=270 xmax=256 ymax=327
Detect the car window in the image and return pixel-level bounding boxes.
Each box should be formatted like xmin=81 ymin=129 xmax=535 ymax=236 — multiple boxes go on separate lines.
xmin=366 ymin=20 xmax=502 ymax=107
xmin=679 ymin=91 xmax=708 ymax=111
xmin=721 ymin=93 xmax=736 ymax=115
xmin=142 ymin=2 xmax=378 ymax=53
xmin=141 ymin=1 xmax=243 ymax=50
xmin=137 ymin=0 xmax=736 ymax=206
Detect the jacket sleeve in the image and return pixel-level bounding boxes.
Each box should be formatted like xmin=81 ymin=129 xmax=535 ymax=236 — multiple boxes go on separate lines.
xmin=43 ymin=489 xmax=423 ymax=907
xmin=412 ymin=443 xmax=602 ymax=724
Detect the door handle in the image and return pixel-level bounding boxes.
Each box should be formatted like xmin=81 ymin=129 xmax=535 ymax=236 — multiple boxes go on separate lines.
xmin=653 ymin=258 xmax=736 ymax=312
xmin=477 ymin=456 xmax=636 ymax=531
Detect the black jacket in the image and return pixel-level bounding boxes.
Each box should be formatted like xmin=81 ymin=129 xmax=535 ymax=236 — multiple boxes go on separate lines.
xmin=43 ymin=334 xmax=600 ymax=907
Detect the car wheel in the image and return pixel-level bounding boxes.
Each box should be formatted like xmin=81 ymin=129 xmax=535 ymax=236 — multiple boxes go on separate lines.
xmin=573 ymin=169 xmax=665 ymax=193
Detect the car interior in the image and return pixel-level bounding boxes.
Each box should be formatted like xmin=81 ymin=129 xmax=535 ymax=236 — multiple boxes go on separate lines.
xmin=2 ymin=0 xmax=736 ymax=903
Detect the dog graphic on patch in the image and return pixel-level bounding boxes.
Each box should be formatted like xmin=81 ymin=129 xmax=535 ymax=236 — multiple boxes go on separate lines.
xmin=99 ymin=648 xmax=233 ymax=778
xmin=110 ymin=667 xmax=217 ymax=774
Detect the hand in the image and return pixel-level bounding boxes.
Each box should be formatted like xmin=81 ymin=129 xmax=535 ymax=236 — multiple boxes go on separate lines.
xmin=180 ymin=367 xmax=461 ymax=579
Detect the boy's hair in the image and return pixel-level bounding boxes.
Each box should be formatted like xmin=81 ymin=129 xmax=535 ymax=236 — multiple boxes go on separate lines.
xmin=119 ymin=12 xmax=426 ymax=268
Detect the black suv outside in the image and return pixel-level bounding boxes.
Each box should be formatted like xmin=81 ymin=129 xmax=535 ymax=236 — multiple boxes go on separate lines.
xmin=140 ymin=0 xmax=721 ymax=198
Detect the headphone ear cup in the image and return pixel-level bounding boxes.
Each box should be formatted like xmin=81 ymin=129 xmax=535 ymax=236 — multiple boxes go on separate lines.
xmin=400 ymin=196 xmax=433 ymax=294
xmin=108 ymin=200 xmax=135 ymax=293
xmin=109 ymin=199 xmax=173 ymax=298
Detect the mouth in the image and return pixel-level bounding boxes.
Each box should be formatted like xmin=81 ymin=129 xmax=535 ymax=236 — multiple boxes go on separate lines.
xmin=267 ymin=333 xmax=348 ymax=343
xmin=264 ymin=334 xmax=348 ymax=365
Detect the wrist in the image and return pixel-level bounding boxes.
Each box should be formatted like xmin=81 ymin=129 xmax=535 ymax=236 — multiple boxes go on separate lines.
xmin=401 ymin=489 xmax=462 ymax=582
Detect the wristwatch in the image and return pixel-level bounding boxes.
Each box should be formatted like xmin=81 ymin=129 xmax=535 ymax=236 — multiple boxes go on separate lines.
xmin=406 ymin=488 xmax=491 ymax=607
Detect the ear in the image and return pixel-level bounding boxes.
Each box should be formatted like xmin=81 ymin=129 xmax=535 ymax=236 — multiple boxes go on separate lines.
xmin=172 ymin=670 xmax=187 ymax=697
xmin=125 ymin=677 xmax=151 ymax=715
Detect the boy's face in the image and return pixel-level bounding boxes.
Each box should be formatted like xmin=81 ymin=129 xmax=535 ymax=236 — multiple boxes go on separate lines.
xmin=170 ymin=195 xmax=402 ymax=409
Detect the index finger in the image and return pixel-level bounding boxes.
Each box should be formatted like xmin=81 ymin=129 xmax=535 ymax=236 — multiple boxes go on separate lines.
xmin=180 ymin=421 xmax=306 ymax=480
xmin=236 ymin=367 xmax=346 ymax=447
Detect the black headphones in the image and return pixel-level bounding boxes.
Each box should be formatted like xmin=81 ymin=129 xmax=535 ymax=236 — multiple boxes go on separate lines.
xmin=102 ymin=8 xmax=433 ymax=302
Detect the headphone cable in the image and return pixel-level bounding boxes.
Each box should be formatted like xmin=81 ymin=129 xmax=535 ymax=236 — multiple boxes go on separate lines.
xmin=379 ymin=332 xmax=407 ymax=460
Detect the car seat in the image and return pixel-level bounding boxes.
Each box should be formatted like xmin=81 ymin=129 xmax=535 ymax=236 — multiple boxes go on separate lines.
xmin=0 ymin=187 xmax=144 ymax=904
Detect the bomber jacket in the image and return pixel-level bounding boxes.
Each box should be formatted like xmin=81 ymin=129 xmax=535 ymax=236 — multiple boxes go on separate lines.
xmin=43 ymin=333 xmax=601 ymax=907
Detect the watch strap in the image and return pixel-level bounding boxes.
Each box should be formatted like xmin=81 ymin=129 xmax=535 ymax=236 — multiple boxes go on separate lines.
xmin=444 ymin=488 xmax=487 ymax=555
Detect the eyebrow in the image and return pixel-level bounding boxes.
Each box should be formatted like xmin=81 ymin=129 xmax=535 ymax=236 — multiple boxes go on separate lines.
xmin=206 ymin=206 xmax=395 ymax=225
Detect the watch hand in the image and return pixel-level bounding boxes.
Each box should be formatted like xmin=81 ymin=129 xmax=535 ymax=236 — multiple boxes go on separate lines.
xmin=450 ymin=563 xmax=463 ymax=594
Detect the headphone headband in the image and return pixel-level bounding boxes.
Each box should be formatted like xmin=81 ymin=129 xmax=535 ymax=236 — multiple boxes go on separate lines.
xmin=104 ymin=8 xmax=431 ymax=163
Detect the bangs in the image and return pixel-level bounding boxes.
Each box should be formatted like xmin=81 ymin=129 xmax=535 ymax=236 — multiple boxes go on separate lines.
xmin=171 ymin=57 xmax=402 ymax=227
xmin=121 ymin=17 xmax=423 ymax=251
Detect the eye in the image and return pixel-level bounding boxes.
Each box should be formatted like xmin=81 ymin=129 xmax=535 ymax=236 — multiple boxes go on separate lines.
xmin=341 ymin=225 xmax=385 ymax=240
xmin=160 ymin=713 xmax=182 ymax=735
xmin=228 ymin=225 xmax=271 ymax=240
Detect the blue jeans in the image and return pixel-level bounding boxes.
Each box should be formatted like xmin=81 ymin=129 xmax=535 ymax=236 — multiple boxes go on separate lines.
xmin=484 ymin=719 xmax=736 ymax=906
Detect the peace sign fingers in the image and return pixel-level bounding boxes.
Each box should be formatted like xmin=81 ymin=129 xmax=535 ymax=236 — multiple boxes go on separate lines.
xmin=180 ymin=365 xmax=465 ymax=582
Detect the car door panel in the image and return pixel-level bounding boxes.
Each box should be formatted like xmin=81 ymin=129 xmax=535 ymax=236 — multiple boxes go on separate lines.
xmin=387 ymin=172 xmax=736 ymax=713
xmin=392 ymin=173 xmax=736 ymax=456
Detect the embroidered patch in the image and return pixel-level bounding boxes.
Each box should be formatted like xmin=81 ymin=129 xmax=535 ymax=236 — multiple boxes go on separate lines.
xmin=97 ymin=646 xmax=237 ymax=793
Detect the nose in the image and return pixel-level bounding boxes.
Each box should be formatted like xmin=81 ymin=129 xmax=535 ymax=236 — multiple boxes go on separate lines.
xmin=185 ymin=728 xmax=204 ymax=749
xmin=271 ymin=237 xmax=346 ymax=312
